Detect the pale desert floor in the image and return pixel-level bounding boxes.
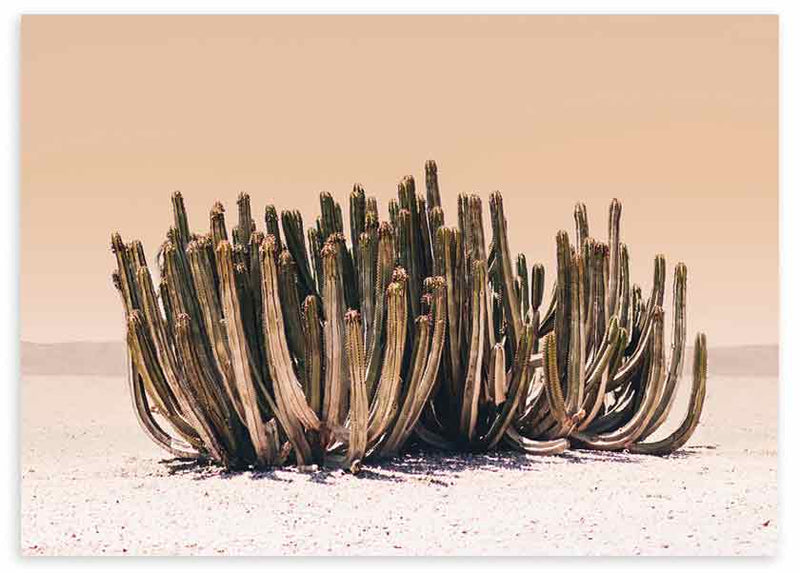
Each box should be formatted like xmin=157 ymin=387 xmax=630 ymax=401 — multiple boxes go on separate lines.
xmin=20 ymin=374 xmax=777 ymax=556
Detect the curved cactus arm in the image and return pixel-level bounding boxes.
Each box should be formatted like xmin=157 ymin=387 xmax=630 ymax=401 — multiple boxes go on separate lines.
xmin=425 ymin=159 xmax=442 ymax=211
xmin=172 ymin=314 xmax=234 ymax=466
xmin=573 ymin=202 xmax=589 ymax=248
xmin=236 ymin=192 xmax=256 ymax=249
xmin=162 ymin=241 xmax=207 ymax=355
xmin=515 ymin=368 xmax=547 ymax=429
xmin=487 ymin=343 xmax=507 ymax=406
xmin=401 ymin=176 xmax=431 ymax=290
xmin=168 ymin=195 xmax=208 ymax=331
xmin=459 ymin=261 xmax=487 ymax=443
xmin=308 ymin=227 xmax=324 ymax=294
xmin=365 ymin=196 xmax=379 ymax=226
xmin=468 ymin=197 xmax=496 ymax=361
xmin=605 ymin=326 xmax=630 ymax=381
xmin=606 ymin=199 xmax=622 ymax=319
xmin=504 ymin=426 xmax=569 ymax=455
xmin=429 ymin=205 xmax=445 ymax=243
xmin=259 ymin=240 xmax=319 ymax=466
xmin=216 ymin=240 xmax=279 ymax=467
xmin=476 ymin=323 xmax=535 ymax=450
xmin=158 ymin=278 xmax=176 ymax=341
xmin=617 ymin=244 xmax=631 ymax=332
xmin=644 ymin=255 xmax=667 ymax=318
xmin=582 ymin=317 xmax=620 ymax=391
xmin=171 ymin=192 xmax=191 ymax=248
xmin=565 ymin=252 xmax=586 ymax=416
xmin=539 ymin=331 xmax=584 ymax=440
xmin=388 ymin=198 xmax=399 ymax=228
xmin=417 ymin=195 xmax=434 ymax=278
xmin=437 ymin=226 xmax=463 ymax=397
xmin=541 ymin=332 xmax=567 ymax=431
xmin=378 ymin=315 xmax=431 ymax=457
xmin=579 ymin=238 xmax=595 ymax=344
xmin=366 ymin=272 xmax=409 ymax=449
xmin=489 ymin=192 xmax=522 ymax=344
xmin=317 ymin=192 xmax=340 ymax=242
xmin=130 ymin=246 xmax=217 ymax=445
xmin=358 ymin=229 xmax=377 ymax=349
xmin=576 ymin=321 xmax=623 ymax=432
xmin=184 ymin=241 xmax=248 ymax=426
xmin=538 ymin=278 xmax=558 ymax=335
xmin=110 ymin=233 xmax=145 ymax=315
xmin=430 ymin=211 xmax=448 ymax=262
xmin=245 ymin=231 xmax=268 ymax=369
xmin=350 ymin=184 xmax=368 ymax=290
xmin=621 ymin=258 xmax=662 ymax=360
xmin=176 ymin=244 xmax=249 ymax=443
xmin=584 ymin=379 xmax=638 ymax=434
xmin=381 ymin=277 xmax=447 ymax=455
xmin=530 ymin=263 xmax=545 ymax=315
xmin=327 ymin=233 xmax=359 ymax=313
xmin=457 ymin=194 xmax=469 ymax=255
xmin=630 ymin=332 xmax=707 ymax=455
xmin=554 ymin=231 xmax=572 ymax=381
xmin=320 ymin=240 xmax=349 ymax=441
xmin=111 ymin=241 xmax=170 ymax=416
xmin=125 ymin=346 xmax=201 ymax=459
xmin=301 ymin=296 xmax=324 ymax=417
xmin=281 ymin=209 xmax=317 ymax=299
xmin=608 ymin=310 xmax=656 ymax=392
xmin=640 ymin=263 xmax=688 ymax=440
xmin=590 ymin=243 xmax=608 ymax=354
xmin=516 ymin=254 xmax=530 ymax=320
xmin=343 ymin=310 xmax=369 ymax=473
xmin=414 ymin=422 xmax=458 ymax=450
xmin=134 ymin=267 xmax=205 ymax=447
xmin=364 ymin=223 xmax=395 ymax=398
xmin=210 ymin=202 xmax=229 ymax=248
xmin=260 ymin=236 xmax=322 ymax=431
xmin=123 ymin=304 xmax=201 ymax=451
xmin=396 ymin=208 xmax=421 ymax=318
xmin=626 ymin=283 xmax=644 ymax=353
xmin=277 ymin=249 xmax=307 ymax=365
xmin=263 ymin=204 xmax=282 ymax=251
xmin=571 ymin=309 xmax=666 ymax=451
xmin=526 ymin=407 xmax=559 ymax=440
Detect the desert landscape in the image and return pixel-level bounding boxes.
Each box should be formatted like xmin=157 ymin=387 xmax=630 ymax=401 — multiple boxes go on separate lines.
xmin=20 ymin=343 xmax=777 ymax=556
xmin=19 ymin=14 xmax=778 ymax=558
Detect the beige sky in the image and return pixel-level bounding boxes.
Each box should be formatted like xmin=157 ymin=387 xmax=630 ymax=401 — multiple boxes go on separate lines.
xmin=20 ymin=15 xmax=777 ymax=345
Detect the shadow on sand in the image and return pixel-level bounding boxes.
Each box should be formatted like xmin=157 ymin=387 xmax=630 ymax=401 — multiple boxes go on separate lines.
xmin=154 ymin=442 xmax=700 ymax=485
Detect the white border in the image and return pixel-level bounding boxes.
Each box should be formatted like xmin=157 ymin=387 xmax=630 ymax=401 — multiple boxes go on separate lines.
xmin=2 ymin=2 xmax=795 ymax=572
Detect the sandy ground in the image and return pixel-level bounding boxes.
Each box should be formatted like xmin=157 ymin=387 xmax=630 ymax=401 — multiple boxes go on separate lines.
xmin=20 ymin=373 xmax=777 ymax=556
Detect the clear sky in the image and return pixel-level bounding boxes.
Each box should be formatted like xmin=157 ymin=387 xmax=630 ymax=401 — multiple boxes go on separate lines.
xmin=20 ymin=15 xmax=777 ymax=346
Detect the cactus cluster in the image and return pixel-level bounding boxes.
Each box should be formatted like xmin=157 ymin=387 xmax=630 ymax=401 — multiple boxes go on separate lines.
xmin=111 ymin=161 xmax=707 ymax=472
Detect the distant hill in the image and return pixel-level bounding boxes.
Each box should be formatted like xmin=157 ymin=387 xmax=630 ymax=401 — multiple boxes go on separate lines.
xmin=19 ymin=341 xmax=778 ymax=378
xmin=21 ymin=341 xmax=127 ymax=377
xmin=696 ymin=344 xmax=778 ymax=378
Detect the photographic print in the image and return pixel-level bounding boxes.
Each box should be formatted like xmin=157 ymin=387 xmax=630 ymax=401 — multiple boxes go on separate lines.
xmin=19 ymin=14 xmax=778 ymax=556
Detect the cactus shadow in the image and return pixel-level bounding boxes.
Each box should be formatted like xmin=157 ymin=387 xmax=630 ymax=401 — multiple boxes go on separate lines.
xmin=156 ymin=442 xmax=705 ymax=483
xmin=352 ymin=468 xmax=407 ymax=483
xmin=365 ymin=446 xmax=649 ymax=479
xmin=559 ymin=450 xmax=644 ymax=464
xmin=158 ymin=458 xmax=293 ymax=482
xmin=366 ymin=448 xmax=552 ymax=476
xmin=160 ymin=458 xmax=211 ymax=476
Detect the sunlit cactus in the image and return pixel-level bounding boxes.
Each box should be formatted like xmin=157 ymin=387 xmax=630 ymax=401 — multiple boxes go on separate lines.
xmin=111 ymin=161 xmax=707 ymax=472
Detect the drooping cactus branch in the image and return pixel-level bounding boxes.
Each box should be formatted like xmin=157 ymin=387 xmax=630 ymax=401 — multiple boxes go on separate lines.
xmin=111 ymin=161 xmax=708 ymax=472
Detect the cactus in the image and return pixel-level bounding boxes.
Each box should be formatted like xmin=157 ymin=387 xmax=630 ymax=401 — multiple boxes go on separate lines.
xmin=111 ymin=162 xmax=708 ymax=472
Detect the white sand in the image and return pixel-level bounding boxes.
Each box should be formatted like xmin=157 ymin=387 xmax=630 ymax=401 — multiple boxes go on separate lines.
xmin=20 ymin=374 xmax=777 ymax=556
